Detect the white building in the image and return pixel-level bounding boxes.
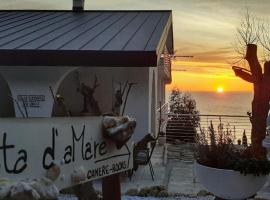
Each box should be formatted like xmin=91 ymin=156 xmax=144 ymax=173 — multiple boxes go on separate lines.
xmin=0 ymin=8 xmax=173 ymax=142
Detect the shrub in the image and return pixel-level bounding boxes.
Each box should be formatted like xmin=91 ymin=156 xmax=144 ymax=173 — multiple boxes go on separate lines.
xmin=169 ymin=88 xmax=200 ymax=127
xmin=195 ymin=120 xmax=270 ymax=176
xmin=167 ymin=88 xmax=200 ymax=142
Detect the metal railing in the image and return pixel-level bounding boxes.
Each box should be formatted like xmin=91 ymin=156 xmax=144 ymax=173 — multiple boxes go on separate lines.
xmin=160 ymin=113 xmax=251 ymax=145
xmin=157 ymin=103 xmax=169 ymax=134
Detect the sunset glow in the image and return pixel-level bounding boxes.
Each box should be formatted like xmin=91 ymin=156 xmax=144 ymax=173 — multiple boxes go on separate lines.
xmin=217 ymin=87 xmax=224 ymax=93
xmin=166 ymin=60 xmax=253 ymax=92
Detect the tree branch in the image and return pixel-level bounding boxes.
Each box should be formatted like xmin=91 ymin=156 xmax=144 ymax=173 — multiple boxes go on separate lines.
xmin=232 ymin=66 xmax=254 ymax=83
xmin=245 ymin=44 xmax=263 ymax=81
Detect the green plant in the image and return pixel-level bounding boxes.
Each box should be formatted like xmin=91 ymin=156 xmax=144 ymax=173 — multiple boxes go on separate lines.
xmin=167 ymin=88 xmax=200 ymax=142
xmin=169 ymin=88 xmax=200 ymax=127
xmin=195 ymin=120 xmax=270 ymax=176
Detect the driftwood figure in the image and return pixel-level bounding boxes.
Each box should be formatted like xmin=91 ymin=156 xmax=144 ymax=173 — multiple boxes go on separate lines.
xmin=232 ymin=12 xmax=270 ymax=157
xmin=77 ymin=75 xmax=101 ymax=115
xmin=50 ymin=86 xmax=71 ymax=117
xmin=112 ymin=81 xmax=136 ymax=116
xmin=112 ymin=82 xmax=127 ymax=115
xmin=121 ymin=82 xmax=137 ymax=115
xmin=113 ymin=89 xmax=123 ymax=115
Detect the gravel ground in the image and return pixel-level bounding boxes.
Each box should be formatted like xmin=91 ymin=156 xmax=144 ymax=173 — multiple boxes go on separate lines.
xmin=58 ymin=195 xmax=215 ymax=200
xmin=122 ymin=196 xmax=215 ymax=200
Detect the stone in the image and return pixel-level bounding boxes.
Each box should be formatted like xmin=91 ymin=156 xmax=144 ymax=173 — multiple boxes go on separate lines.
xmin=157 ymin=190 xmax=169 ymax=197
xmin=148 ymin=188 xmax=159 ymax=197
xmin=197 ymin=190 xmax=211 ymax=196
xmin=74 ymin=182 xmax=98 ymax=200
xmin=61 ymin=182 xmax=98 ymax=200
xmin=125 ymin=188 xmax=138 ymax=196
xmin=138 ymin=187 xmax=150 ymax=197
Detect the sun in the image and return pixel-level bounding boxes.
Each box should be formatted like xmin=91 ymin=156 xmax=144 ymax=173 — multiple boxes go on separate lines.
xmin=217 ymin=87 xmax=224 ymax=93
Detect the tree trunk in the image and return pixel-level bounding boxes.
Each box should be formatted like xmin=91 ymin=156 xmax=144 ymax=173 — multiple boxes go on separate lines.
xmin=251 ymin=83 xmax=268 ymax=158
xmin=233 ymin=44 xmax=270 ymax=158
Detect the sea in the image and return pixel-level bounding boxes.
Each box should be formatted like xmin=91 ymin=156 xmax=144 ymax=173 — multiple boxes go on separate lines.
xmin=165 ymin=91 xmax=254 ymax=143
xmin=189 ymin=92 xmax=253 ymax=115
xmin=166 ymin=91 xmax=253 ymax=115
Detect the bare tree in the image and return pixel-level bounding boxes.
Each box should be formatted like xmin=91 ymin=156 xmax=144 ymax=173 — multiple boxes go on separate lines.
xmin=232 ymin=11 xmax=270 ymax=158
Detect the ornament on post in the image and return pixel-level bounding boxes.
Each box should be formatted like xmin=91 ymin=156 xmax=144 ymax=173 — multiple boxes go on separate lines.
xmin=102 ymin=116 xmax=136 ymax=149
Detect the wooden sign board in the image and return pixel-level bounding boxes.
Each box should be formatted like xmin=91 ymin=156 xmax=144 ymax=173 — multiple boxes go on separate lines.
xmin=0 ymin=117 xmax=133 ymax=189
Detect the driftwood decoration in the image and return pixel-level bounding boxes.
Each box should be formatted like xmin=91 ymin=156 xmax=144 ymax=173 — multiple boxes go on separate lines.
xmin=8 ymin=95 xmax=28 ymax=118
xmin=102 ymin=116 xmax=136 ymax=149
xmin=76 ymin=74 xmax=101 ymax=115
xmin=112 ymin=81 xmax=137 ymax=116
xmin=50 ymin=86 xmax=71 ymax=117
xmin=121 ymin=82 xmax=137 ymax=116
xmin=112 ymin=81 xmax=127 ymax=115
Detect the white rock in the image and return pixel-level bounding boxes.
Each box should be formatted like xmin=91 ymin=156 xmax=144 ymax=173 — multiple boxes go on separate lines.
xmin=31 ymin=177 xmax=59 ymax=199
xmin=10 ymin=181 xmax=39 ymax=200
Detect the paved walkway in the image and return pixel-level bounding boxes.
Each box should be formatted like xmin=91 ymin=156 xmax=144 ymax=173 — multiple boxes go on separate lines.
xmin=119 ymin=143 xmax=205 ymax=196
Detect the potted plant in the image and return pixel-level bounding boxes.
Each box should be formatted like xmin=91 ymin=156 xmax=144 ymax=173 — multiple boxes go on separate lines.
xmin=194 ymin=121 xmax=270 ymax=200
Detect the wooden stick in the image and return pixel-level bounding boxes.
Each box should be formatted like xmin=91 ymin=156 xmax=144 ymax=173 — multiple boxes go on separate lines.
xmin=102 ymin=174 xmax=121 ymax=200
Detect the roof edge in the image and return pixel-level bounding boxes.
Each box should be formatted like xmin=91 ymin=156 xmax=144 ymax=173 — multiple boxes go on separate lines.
xmin=0 ymin=9 xmax=172 ymax=13
xmin=0 ymin=49 xmax=158 ymax=67
xmin=156 ymin=12 xmax=174 ymax=61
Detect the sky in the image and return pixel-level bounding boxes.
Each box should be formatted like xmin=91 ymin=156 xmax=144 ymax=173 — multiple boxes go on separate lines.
xmin=1 ymin=0 xmax=270 ymax=92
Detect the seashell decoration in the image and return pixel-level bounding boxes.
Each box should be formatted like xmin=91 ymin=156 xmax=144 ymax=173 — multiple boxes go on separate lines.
xmin=71 ymin=166 xmax=87 ymax=184
xmin=102 ymin=116 xmax=136 ymax=149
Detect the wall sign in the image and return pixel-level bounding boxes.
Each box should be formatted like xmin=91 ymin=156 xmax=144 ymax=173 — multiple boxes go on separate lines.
xmin=0 ymin=117 xmax=133 ymax=189
xmin=17 ymin=95 xmax=46 ymax=108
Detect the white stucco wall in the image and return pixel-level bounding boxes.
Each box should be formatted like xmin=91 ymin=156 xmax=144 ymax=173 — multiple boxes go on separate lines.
xmin=0 ymin=67 xmax=77 ymax=118
xmin=56 ymin=67 xmax=150 ymax=142
xmin=0 ymin=66 xmax=157 ymax=142
xmin=0 ymin=74 xmax=15 ymax=117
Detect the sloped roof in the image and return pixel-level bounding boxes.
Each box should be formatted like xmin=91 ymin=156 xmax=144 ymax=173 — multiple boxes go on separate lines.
xmin=0 ymin=10 xmax=173 ymax=67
